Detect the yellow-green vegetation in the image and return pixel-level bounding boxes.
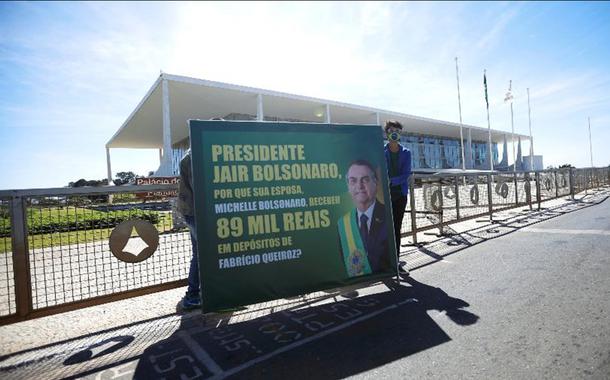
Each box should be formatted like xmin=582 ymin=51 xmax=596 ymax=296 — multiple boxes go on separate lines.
xmin=0 ymin=206 xmax=175 ymax=253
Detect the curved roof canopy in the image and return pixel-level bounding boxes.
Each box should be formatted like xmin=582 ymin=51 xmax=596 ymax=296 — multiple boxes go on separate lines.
xmin=107 ymin=73 xmax=528 ymax=149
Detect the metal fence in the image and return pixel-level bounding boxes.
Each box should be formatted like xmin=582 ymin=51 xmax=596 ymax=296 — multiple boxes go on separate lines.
xmin=0 ymin=185 xmax=189 ymax=325
xmin=403 ymin=167 xmax=609 ymax=244
xmin=572 ymin=167 xmax=610 ymax=194
xmin=1 ymin=167 xmax=608 ymax=325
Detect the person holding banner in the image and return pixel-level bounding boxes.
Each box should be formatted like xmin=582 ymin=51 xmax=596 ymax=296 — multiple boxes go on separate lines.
xmin=177 ymin=149 xmax=202 ymax=311
xmin=384 ymin=120 xmax=412 ymax=275
xmin=338 ymin=159 xmax=391 ymax=277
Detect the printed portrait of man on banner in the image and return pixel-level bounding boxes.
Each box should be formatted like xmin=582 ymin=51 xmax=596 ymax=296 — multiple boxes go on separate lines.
xmin=337 ymin=159 xmax=391 ymax=277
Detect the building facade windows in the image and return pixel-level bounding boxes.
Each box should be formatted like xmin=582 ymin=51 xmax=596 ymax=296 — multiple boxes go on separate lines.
xmin=168 ymin=124 xmax=501 ymax=176
xmin=398 ymin=133 xmax=498 ymax=170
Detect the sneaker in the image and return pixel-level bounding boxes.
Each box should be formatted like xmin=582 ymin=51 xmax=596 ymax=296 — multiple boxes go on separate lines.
xmin=398 ymin=265 xmax=410 ymax=276
xmin=180 ymin=294 xmax=201 ymax=311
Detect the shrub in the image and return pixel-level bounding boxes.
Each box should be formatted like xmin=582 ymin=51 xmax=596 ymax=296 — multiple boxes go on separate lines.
xmin=0 ymin=208 xmax=161 ymax=238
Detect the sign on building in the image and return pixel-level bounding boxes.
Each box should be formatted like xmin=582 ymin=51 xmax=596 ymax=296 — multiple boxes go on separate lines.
xmin=135 ymin=177 xmax=180 ymax=198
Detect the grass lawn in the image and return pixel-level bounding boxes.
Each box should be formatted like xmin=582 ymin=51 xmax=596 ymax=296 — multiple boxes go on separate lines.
xmin=0 ymin=209 xmax=175 ymax=254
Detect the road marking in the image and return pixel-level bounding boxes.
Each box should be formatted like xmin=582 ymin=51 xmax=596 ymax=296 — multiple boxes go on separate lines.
xmin=177 ymin=330 xmax=223 ymax=375
xmin=522 ymin=227 xmax=610 ymax=236
xmin=210 ymin=298 xmax=417 ymax=380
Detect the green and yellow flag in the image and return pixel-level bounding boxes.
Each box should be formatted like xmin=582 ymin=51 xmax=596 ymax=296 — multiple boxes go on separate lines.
xmin=484 ymin=70 xmax=489 ymax=110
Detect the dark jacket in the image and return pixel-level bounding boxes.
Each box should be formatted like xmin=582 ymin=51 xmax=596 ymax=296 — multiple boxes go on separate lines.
xmin=177 ymin=151 xmax=194 ymax=217
xmin=364 ymin=201 xmax=391 ymax=273
xmin=384 ymin=143 xmax=412 ymax=196
xmin=339 ymin=201 xmax=391 ymax=274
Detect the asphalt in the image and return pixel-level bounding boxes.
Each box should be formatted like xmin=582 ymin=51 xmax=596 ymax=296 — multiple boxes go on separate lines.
xmin=1 ymin=188 xmax=609 ymax=379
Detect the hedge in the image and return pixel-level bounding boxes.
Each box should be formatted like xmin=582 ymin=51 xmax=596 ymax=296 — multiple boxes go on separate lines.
xmin=0 ymin=208 xmax=160 ymax=238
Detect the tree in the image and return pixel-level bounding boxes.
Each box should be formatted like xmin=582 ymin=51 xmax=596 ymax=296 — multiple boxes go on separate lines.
xmin=67 ymin=177 xmax=109 ymax=203
xmin=113 ymin=171 xmax=138 ymax=186
xmin=68 ymin=178 xmax=108 ymax=187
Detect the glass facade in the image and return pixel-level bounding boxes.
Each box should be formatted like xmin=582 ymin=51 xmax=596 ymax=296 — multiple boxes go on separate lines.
xmin=398 ymin=133 xmax=498 ymax=170
xmin=167 ymin=125 xmax=500 ymax=175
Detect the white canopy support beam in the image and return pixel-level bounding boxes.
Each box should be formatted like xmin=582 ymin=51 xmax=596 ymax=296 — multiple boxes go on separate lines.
xmin=325 ymin=104 xmax=331 ymax=124
xmin=257 ymin=94 xmax=264 ymax=121
xmin=161 ymin=78 xmax=172 ymax=175
xmin=106 ymin=147 xmax=112 ymax=184
xmin=466 ymin=128 xmax=473 ymax=169
xmin=376 ymin=112 xmax=381 ymax=126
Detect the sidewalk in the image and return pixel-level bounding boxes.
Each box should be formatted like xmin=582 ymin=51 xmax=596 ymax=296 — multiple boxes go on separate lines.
xmin=1 ymin=188 xmax=608 ymax=379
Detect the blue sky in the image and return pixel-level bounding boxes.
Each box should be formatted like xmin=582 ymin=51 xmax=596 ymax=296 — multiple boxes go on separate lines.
xmin=1 ymin=1 xmax=609 ymax=189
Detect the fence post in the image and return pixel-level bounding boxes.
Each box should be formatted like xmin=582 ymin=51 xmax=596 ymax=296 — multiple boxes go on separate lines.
xmin=514 ymin=172 xmax=519 ymax=205
xmin=535 ymin=172 xmax=542 ymax=210
xmin=438 ymin=180 xmax=444 ymax=235
xmin=408 ymin=175 xmax=418 ymax=245
xmin=584 ymin=169 xmax=588 ymax=195
xmin=10 ymin=196 xmax=33 ymax=318
xmin=569 ymin=168 xmax=575 ymax=200
xmin=454 ymin=175 xmax=460 ymax=220
xmin=526 ymin=172 xmax=533 ymax=210
xmin=554 ymin=170 xmax=559 ymax=198
xmin=487 ymin=174 xmax=494 ymax=222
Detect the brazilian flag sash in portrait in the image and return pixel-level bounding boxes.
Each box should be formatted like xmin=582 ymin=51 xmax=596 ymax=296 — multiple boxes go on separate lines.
xmin=337 ymin=209 xmax=372 ymax=277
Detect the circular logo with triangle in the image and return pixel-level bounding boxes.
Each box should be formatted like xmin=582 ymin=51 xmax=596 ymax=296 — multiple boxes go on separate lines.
xmin=109 ymin=220 xmax=159 ymax=263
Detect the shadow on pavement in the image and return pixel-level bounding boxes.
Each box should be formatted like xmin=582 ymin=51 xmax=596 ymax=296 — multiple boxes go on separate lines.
xmin=132 ymin=277 xmax=478 ymax=379
xmin=0 ymin=278 xmax=478 ymax=379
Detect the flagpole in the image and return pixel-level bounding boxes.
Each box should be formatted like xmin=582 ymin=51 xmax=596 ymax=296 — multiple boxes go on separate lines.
xmin=588 ymin=117 xmax=593 ymax=168
xmin=484 ymin=70 xmax=494 ymax=172
xmin=509 ymin=80 xmax=516 ymax=172
xmin=527 ymin=87 xmax=534 ymax=171
xmin=455 ymin=57 xmax=466 ymax=171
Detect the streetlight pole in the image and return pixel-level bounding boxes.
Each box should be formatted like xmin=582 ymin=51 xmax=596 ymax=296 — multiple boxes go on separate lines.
xmin=527 ymin=87 xmax=534 ymax=171
xmin=507 ymin=80 xmax=516 ymax=172
xmin=588 ymin=117 xmax=594 ymax=168
xmin=484 ymin=70 xmax=494 ymax=172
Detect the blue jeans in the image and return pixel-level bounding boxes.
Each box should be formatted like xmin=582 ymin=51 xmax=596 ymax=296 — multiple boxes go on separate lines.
xmin=184 ymin=215 xmax=200 ymax=297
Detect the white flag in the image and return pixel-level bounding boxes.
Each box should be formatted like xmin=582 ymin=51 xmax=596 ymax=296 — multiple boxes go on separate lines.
xmin=504 ymin=80 xmax=514 ymax=103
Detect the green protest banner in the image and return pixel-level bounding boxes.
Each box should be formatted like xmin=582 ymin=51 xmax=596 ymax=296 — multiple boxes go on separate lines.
xmin=190 ymin=120 xmax=398 ymax=311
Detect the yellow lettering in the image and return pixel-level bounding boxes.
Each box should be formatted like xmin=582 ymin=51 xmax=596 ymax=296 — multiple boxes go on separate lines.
xmin=282 ymin=209 xmax=330 ymax=231
xmin=211 ymin=145 xmax=222 ymax=162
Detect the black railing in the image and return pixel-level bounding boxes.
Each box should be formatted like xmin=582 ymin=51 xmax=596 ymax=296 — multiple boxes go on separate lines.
xmin=0 ymin=167 xmax=608 ymax=325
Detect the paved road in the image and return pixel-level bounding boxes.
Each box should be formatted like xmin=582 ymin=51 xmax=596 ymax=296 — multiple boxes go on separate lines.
xmin=1 ymin=193 xmax=608 ymax=379
xmin=352 ymin=196 xmax=610 ymax=379
xmin=227 ymin=196 xmax=610 ymax=379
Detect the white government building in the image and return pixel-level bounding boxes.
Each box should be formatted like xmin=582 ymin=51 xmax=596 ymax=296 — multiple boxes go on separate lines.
xmin=106 ymin=73 xmax=542 ymax=180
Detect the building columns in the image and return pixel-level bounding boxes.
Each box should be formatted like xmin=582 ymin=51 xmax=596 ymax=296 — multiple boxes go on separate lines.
xmin=466 ymin=128 xmax=473 ymax=169
xmin=160 ymin=78 xmax=172 ymax=176
xmin=106 ymin=147 xmax=112 ymax=185
xmin=500 ymin=134 xmax=508 ymax=167
xmin=257 ymin=94 xmax=264 ymax=121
